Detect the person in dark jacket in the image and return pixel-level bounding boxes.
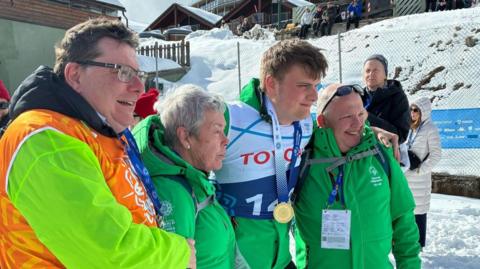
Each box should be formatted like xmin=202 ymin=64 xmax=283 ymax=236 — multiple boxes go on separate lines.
xmin=238 ymin=17 xmax=252 ymax=35
xmin=425 ymin=0 xmax=437 ymax=11
xmin=320 ymin=1 xmax=337 ymax=36
xmin=312 ymin=5 xmax=323 ymax=36
xmin=362 ymin=54 xmax=410 ymax=144
xmin=0 ymin=80 xmax=11 ymax=134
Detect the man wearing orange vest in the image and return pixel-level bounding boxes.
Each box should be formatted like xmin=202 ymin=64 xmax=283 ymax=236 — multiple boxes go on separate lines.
xmin=0 ymin=18 xmax=195 ymax=268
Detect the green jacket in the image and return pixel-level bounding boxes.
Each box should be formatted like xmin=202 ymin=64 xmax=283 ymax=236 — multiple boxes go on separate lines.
xmin=220 ymin=78 xmax=294 ymax=269
xmin=294 ymin=126 xmax=421 ymax=269
xmin=133 ymin=115 xmax=237 ymax=269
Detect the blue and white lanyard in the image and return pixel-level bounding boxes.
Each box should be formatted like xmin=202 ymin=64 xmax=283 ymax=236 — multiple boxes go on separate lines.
xmin=406 ymin=121 xmax=424 ymax=149
xmin=121 ymin=129 xmax=163 ymax=226
xmin=327 ymin=166 xmax=345 ymax=208
xmin=266 ymin=98 xmax=303 ymax=203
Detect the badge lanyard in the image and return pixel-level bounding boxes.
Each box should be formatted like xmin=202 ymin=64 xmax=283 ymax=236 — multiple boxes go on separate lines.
xmin=266 ymin=98 xmax=303 ymax=204
xmin=326 ymin=166 xmax=345 ymax=208
xmin=121 ymin=129 xmax=163 ymax=226
xmin=406 ymin=121 xmax=425 ymax=150
xmin=322 ymin=165 xmax=351 ymax=250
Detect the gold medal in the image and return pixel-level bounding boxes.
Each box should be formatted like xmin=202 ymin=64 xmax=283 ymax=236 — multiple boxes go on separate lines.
xmin=273 ymin=202 xmax=294 ymax=223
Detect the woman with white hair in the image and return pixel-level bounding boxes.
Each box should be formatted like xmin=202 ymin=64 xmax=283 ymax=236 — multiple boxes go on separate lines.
xmin=404 ymin=96 xmax=442 ymax=249
xmin=133 ymin=84 xmax=247 ymax=268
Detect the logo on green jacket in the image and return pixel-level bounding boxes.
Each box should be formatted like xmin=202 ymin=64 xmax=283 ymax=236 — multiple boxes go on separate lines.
xmin=160 ymin=200 xmax=173 ymax=216
xmin=369 ymin=166 xmax=383 ymax=187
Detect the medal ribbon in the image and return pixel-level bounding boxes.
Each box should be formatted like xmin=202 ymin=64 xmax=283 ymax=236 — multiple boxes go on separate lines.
xmin=121 ymin=128 xmax=163 ymax=226
xmin=266 ymin=98 xmax=303 ymax=204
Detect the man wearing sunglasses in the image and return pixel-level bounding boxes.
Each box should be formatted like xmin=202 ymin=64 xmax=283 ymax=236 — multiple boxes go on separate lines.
xmin=0 ymin=18 xmax=195 ymax=268
xmin=0 ymin=79 xmax=11 ymax=132
xmin=293 ymin=84 xmax=421 ymax=268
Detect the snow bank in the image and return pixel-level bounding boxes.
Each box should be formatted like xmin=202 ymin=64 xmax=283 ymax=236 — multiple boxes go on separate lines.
xmin=186 ymin=27 xmax=236 ymax=41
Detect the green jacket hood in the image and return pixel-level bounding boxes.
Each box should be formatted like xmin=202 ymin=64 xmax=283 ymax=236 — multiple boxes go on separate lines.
xmin=240 ymin=78 xmax=262 ymax=110
xmin=239 ymin=78 xmax=273 ymax=123
xmin=133 ymin=115 xmax=215 ymax=200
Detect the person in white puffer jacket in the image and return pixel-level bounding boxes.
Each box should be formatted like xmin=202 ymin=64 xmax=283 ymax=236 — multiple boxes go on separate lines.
xmin=404 ymin=96 xmax=442 ymax=248
xmin=299 ymin=8 xmax=314 ymax=39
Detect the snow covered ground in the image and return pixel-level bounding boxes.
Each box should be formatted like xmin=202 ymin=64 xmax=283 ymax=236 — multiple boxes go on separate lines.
xmin=287 ymin=193 xmax=480 ymax=268
xmin=134 ymin=7 xmax=480 ymax=267
xmin=420 ymin=194 xmax=480 ymax=268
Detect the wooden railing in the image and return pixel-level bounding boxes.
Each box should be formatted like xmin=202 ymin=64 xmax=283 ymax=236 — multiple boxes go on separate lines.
xmin=137 ymin=40 xmax=190 ymax=68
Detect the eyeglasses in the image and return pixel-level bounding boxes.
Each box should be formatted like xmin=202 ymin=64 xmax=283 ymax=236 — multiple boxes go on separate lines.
xmin=321 ymin=84 xmax=364 ymax=113
xmin=0 ymin=102 xmax=9 ymax=109
xmin=76 ymin=60 xmax=147 ymax=83
xmin=411 ymin=108 xmax=419 ymax=113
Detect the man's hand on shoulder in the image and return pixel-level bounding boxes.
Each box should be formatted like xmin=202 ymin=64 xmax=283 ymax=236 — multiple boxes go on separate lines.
xmin=371 ymin=126 xmax=400 ymax=161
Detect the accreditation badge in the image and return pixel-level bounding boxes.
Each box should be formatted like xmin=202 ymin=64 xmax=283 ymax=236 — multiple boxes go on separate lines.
xmin=273 ymin=202 xmax=294 ymax=223
xmin=321 ymin=209 xmax=351 ymax=250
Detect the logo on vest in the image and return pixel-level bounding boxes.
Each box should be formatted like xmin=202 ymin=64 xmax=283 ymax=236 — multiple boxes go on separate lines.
xmin=369 ymin=166 xmax=383 ymax=187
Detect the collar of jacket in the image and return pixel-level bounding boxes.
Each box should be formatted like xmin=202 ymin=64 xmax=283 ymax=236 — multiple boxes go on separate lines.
xmin=9 ymin=66 xmax=117 ymax=137
xmin=365 ymin=79 xmax=404 ymax=104
xmin=240 ymin=78 xmax=272 ymax=124
xmin=132 ymin=115 xmax=215 ymax=199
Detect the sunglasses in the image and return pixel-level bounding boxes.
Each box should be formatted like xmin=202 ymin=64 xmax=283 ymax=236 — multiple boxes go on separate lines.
xmin=0 ymin=102 xmax=9 ymax=109
xmin=321 ymin=84 xmax=364 ymax=113
xmin=76 ymin=60 xmax=147 ymax=83
xmin=411 ymin=108 xmax=419 ymax=113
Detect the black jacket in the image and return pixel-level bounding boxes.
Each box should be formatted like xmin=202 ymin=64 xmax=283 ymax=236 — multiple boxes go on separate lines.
xmin=8 ymin=65 xmax=118 ymax=137
xmin=0 ymin=113 xmax=10 ymax=136
xmin=363 ymin=79 xmax=410 ymax=143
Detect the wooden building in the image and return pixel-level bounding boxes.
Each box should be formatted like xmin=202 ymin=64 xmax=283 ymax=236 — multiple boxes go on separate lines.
xmin=0 ymin=0 xmax=125 ymax=30
xmin=0 ymin=0 xmax=125 ymax=91
xmin=146 ymin=3 xmax=222 ymax=33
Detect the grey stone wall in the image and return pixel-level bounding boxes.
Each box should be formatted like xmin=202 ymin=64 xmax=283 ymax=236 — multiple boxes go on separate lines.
xmin=432 ymin=173 xmax=480 ymax=198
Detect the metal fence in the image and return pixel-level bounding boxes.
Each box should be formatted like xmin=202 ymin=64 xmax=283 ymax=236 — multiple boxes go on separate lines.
xmin=236 ymin=22 xmax=480 ymax=176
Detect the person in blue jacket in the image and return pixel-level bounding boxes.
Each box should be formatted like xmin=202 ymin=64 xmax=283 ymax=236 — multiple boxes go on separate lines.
xmin=346 ymin=0 xmax=362 ymax=30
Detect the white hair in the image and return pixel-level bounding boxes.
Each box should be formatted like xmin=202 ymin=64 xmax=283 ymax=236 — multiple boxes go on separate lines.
xmin=154 ymin=84 xmax=225 ymax=148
